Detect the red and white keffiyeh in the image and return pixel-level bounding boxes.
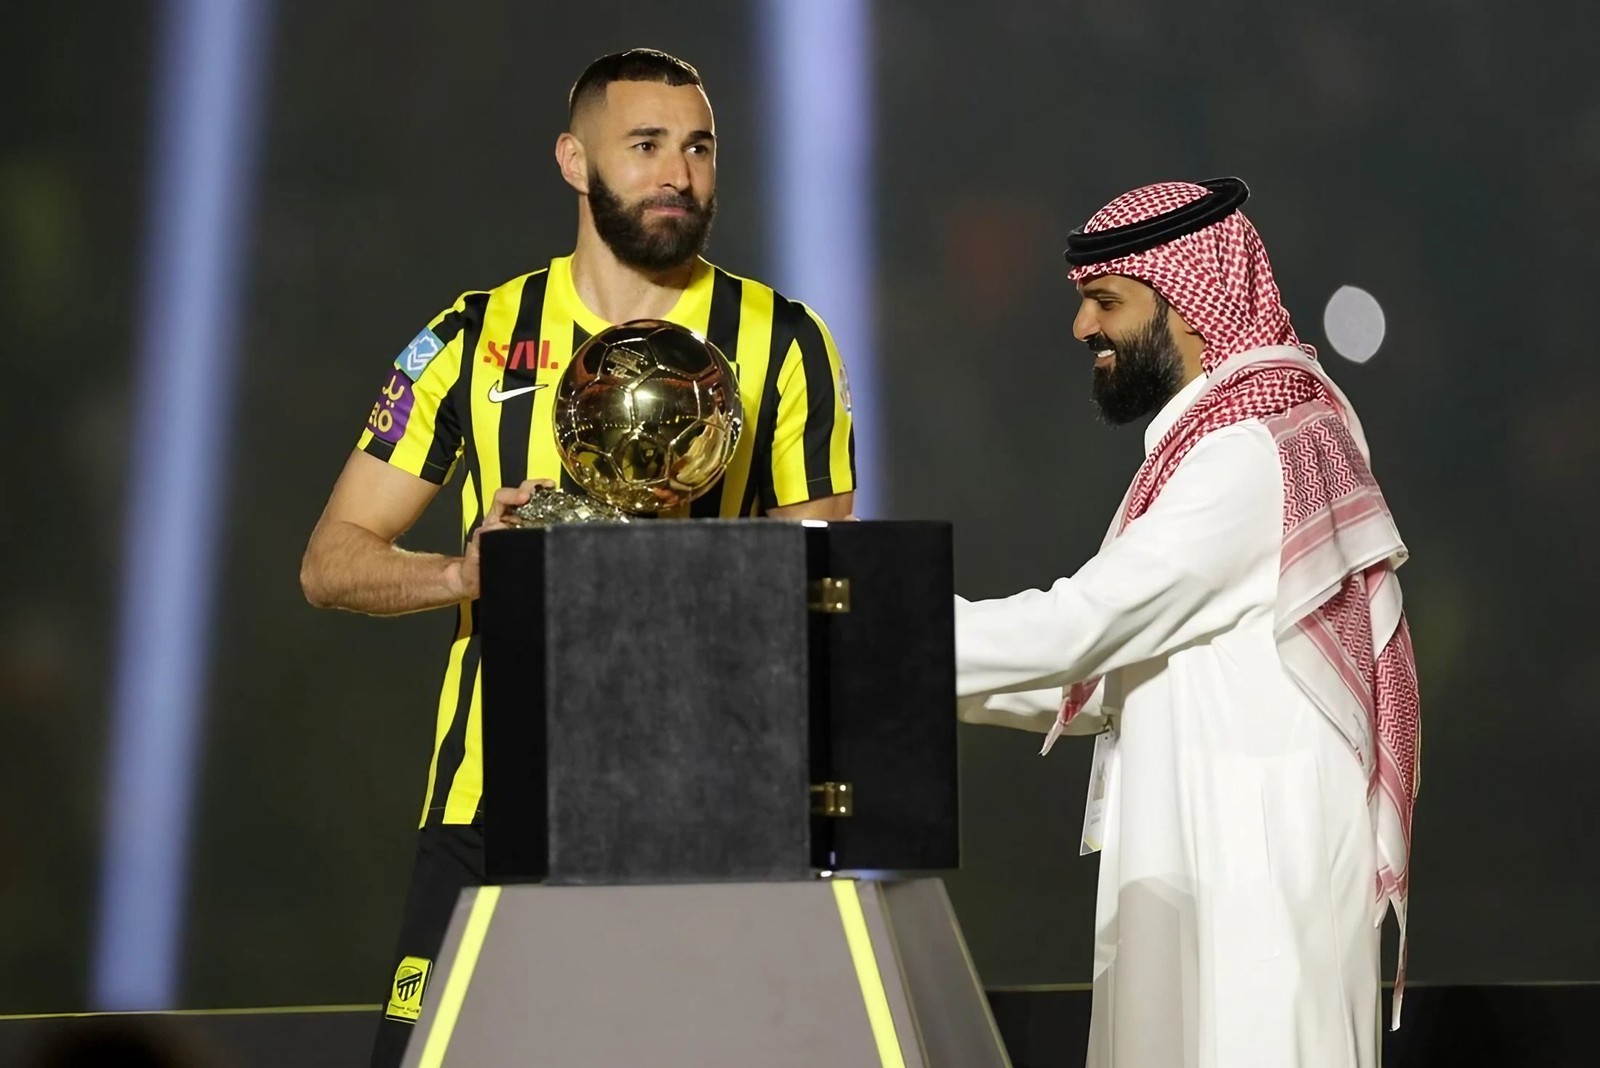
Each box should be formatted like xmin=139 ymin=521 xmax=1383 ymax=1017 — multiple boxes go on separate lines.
xmin=1059 ymin=181 xmax=1421 ymax=1024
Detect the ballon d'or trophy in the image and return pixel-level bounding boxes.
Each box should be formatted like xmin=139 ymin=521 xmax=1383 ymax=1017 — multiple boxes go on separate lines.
xmin=509 ymin=319 xmax=743 ymax=527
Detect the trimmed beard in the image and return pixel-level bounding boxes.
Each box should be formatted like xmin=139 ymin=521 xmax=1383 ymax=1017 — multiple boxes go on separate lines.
xmin=1087 ymin=295 xmax=1185 ymax=425
xmin=587 ymin=168 xmax=716 ymax=272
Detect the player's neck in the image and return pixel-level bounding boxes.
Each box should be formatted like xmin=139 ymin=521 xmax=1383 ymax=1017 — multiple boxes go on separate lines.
xmin=569 ymin=230 xmax=696 ymax=324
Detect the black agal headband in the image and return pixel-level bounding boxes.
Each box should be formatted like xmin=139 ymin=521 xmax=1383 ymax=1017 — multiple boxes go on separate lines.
xmin=1063 ymin=177 xmax=1251 ymax=267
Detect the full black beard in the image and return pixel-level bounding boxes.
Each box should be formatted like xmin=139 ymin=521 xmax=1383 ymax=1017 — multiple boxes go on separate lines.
xmin=587 ymin=169 xmax=716 ymax=272
xmin=1088 ymin=302 xmax=1184 ymax=425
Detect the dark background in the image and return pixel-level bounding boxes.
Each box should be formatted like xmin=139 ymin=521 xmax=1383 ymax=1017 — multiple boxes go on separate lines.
xmin=2 ymin=0 xmax=1594 ymax=1012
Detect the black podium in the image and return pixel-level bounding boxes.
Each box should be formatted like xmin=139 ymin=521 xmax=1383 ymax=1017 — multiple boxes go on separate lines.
xmin=478 ymin=519 xmax=959 ymax=882
xmin=401 ymin=520 xmax=1011 ymax=1068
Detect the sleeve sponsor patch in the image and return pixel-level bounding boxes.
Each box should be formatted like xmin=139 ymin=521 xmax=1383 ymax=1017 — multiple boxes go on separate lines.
xmin=367 ymin=369 xmax=417 ymax=445
xmin=395 ymin=327 xmax=446 ymax=380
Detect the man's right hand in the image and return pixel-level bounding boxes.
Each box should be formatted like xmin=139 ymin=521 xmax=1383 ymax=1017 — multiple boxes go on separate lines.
xmin=303 ymin=452 xmax=559 ymax=617
xmin=454 ymin=479 xmax=556 ymax=600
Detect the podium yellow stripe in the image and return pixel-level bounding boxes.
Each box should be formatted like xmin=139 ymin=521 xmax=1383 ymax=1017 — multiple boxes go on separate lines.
xmin=832 ymin=880 xmax=906 ymax=1067
xmin=417 ymin=886 xmax=501 ymax=1067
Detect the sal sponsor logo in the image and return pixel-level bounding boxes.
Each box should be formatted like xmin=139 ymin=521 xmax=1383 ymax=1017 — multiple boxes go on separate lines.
xmin=483 ymin=337 xmax=557 ymax=403
xmin=385 ymin=956 xmax=433 ymax=1023
xmin=367 ymin=369 xmax=415 ymax=445
xmin=482 ymin=338 xmax=558 ymax=372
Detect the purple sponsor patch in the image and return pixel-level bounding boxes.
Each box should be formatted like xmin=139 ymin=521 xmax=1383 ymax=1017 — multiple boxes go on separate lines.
xmin=367 ymin=369 xmax=417 ymax=445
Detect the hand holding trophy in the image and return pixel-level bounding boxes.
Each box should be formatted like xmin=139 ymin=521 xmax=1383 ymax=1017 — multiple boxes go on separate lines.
xmin=510 ymin=320 xmax=743 ymax=526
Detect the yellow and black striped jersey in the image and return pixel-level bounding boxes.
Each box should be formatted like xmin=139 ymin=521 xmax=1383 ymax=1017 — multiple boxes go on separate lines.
xmin=356 ymin=255 xmax=855 ymax=826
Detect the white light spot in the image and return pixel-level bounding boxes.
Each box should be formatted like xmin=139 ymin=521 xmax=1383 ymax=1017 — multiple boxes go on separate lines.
xmin=1323 ymin=285 xmax=1386 ymax=364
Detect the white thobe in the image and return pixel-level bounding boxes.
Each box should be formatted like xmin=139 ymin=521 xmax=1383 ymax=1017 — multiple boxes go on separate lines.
xmin=956 ymin=375 xmax=1381 ymax=1068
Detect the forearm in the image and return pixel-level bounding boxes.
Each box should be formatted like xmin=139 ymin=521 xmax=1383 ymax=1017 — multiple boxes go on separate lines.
xmin=955 ymin=584 xmax=1113 ymax=697
xmin=955 ymin=426 xmax=1283 ymax=699
xmin=300 ymin=518 xmax=465 ymax=616
xmin=955 ymin=538 xmax=1251 ymax=698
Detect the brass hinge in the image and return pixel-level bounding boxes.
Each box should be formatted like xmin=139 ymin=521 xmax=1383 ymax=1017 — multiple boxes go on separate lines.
xmin=808 ymin=577 xmax=851 ymax=613
xmin=810 ymin=781 xmax=854 ymax=817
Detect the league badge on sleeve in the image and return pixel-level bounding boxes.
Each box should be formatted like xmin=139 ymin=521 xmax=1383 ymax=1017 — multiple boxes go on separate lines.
xmin=395 ymin=327 xmax=446 ymax=381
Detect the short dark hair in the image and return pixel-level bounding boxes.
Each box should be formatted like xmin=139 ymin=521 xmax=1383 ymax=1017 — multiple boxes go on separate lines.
xmin=568 ymin=49 xmax=703 ymax=124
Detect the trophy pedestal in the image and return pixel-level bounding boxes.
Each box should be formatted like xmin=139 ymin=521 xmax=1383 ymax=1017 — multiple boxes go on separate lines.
xmin=399 ymin=878 xmax=1011 ymax=1068
xmin=428 ymin=520 xmax=991 ymax=1065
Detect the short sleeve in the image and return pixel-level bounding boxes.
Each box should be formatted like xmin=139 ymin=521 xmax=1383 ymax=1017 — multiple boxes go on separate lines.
xmin=764 ymin=302 xmax=856 ymax=509
xmin=355 ymin=296 xmax=474 ymax=485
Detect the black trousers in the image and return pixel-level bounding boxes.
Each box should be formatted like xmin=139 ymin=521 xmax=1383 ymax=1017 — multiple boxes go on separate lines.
xmin=369 ymin=824 xmax=486 ymax=1068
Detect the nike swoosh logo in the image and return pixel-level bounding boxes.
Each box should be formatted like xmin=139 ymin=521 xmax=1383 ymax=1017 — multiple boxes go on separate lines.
xmin=487 ymin=383 xmax=547 ymax=403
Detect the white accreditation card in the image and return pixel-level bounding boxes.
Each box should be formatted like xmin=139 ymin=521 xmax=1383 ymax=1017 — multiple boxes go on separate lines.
xmin=1079 ymin=727 xmax=1117 ymax=856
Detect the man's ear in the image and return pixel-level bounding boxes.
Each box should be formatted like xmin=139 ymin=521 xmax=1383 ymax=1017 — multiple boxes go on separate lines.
xmin=1169 ymin=303 xmax=1202 ymax=339
xmin=555 ymin=132 xmax=589 ymax=195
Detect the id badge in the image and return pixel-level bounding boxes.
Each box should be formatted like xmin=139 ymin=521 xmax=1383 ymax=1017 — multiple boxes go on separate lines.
xmin=1079 ymin=727 xmax=1118 ymax=856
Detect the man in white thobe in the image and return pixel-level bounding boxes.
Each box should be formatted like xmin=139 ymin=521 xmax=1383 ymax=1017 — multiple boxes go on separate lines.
xmin=955 ymin=178 xmax=1420 ymax=1068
